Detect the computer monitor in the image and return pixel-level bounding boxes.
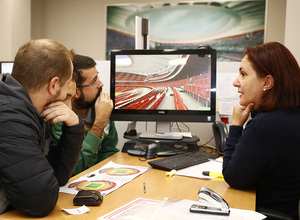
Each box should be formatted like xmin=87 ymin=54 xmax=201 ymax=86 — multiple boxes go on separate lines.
xmin=110 ymin=48 xmax=216 ymax=157
xmin=110 ymin=48 xmax=216 ymax=128
xmin=0 ymin=61 xmax=14 ymax=74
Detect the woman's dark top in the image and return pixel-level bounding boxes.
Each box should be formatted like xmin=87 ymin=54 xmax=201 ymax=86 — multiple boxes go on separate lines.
xmin=223 ymin=108 xmax=300 ymax=219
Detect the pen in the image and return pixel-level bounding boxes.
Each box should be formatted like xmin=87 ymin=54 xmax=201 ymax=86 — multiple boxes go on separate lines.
xmin=202 ymin=171 xmax=223 ymax=178
xmin=143 ymin=182 xmax=146 ymax=193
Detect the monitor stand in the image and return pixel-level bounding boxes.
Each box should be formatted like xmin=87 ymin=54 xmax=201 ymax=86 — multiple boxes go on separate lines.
xmin=123 ymin=135 xmax=200 ymax=159
xmin=156 ymin=122 xmax=171 ymax=133
xmin=122 ymin=121 xmax=200 ymax=159
xmin=139 ymin=122 xmax=189 ymax=140
xmin=126 ymin=142 xmax=180 ymax=159
xmin=139 ymin=132 xmax=184 ymax=140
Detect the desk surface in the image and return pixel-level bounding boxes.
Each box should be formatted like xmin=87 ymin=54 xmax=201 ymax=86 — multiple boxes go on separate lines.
xmin=0 ymin=152 xmax=256 ymax=219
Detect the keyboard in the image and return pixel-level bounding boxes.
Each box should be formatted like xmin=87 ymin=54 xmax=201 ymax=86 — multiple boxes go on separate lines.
xmin=148 ymin=150 xmax=219 ymax=171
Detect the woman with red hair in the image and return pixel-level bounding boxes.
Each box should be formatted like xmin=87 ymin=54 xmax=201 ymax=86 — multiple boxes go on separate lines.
xmin=223 ymin=42 xmax=300 ymax=219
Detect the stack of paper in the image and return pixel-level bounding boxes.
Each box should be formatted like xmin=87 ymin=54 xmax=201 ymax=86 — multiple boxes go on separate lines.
xmin=98 ymin=197 xmax=266 ymax=220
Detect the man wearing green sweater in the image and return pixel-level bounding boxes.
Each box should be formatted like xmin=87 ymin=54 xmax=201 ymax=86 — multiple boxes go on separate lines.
xmin=52 ymin=54 xmax=119 ymax=176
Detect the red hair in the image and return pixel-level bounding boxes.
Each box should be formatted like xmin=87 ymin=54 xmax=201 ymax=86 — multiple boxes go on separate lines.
xmin=245 ymin=42 xmax=300 ymax=111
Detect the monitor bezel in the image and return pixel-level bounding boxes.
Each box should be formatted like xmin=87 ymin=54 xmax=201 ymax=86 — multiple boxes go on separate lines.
xmin=0 ymin=61 xmax=14 ymax=74
xmin=110 ymin=49 xmax=216 ymax=123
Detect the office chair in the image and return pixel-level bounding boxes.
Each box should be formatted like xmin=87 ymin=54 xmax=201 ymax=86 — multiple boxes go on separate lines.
xmin=257 ymin=207 xmax=293 ymax=220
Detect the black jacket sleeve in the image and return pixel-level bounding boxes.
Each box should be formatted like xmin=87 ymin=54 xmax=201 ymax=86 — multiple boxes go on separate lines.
xmin=47 ymin=119 xmax=84 ymax=186
xmin=0 ymin=105 xmax=84 ymax=217
xmin=0 ymin=118 xmax=59 ymax=217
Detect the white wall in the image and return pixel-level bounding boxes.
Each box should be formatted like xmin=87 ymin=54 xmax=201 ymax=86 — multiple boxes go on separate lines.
xmin=31 ymin=0 xmax=107 ymax=61
xmin=0 ymin=0 xmax=31 ymax=61
xmin=284 ymin=0 xmax=300 ymax=63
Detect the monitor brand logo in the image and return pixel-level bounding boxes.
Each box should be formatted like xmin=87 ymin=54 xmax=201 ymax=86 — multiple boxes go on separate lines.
xmin=158 ymin=111 xmax=165 ymax=114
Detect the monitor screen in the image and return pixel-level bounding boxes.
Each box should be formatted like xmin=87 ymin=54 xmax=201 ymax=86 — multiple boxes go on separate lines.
xmin=110 ymin=48 xmax=216 ymax=123
xmin=0 ymin=61 xmax=14 ymax=74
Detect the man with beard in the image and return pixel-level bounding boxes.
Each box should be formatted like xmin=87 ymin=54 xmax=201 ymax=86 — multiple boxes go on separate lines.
xmin=0 ymin=39 xmax=84 ymax=217
xmin=52 ymin=54 xmax=119 ymax=176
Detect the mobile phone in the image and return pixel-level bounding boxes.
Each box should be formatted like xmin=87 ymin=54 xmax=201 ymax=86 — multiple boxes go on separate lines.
xmin=189 ymin=204 xmax=230 ymax=215
xmin=73 ymin=190 xmax=103 ymax=206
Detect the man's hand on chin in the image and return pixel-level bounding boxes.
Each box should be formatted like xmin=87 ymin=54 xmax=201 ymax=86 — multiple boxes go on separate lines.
xmin=41 ymin=101 xmax=79 ymax=126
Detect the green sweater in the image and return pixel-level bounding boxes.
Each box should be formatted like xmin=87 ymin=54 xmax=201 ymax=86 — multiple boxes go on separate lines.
xmin=51 ymin=114 xmax=119 ymax=176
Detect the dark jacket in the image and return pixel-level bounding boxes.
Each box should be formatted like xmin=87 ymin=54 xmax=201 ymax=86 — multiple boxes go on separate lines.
xmin=0 ymin=74 xmax=84 ymax=217
xmin=223 ymin=108 xmax=300 ymax=219
xmin=52 ymin=108 xmax=119 ymax=176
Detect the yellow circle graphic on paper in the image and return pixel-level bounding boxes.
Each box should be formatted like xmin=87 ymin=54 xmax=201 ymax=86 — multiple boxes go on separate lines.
xmin=69 ymin=180 xmax=116 ymax=192
xmin=99 ymin=167 xmax=140 ymax=176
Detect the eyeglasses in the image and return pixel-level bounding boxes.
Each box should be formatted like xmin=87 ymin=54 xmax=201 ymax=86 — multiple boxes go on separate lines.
xmin=77 ymin=72 xmax=100 ymax=88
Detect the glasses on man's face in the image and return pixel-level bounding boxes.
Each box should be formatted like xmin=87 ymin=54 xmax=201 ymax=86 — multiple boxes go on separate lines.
xmin=77 ymin=72 xmax=100 ymax=88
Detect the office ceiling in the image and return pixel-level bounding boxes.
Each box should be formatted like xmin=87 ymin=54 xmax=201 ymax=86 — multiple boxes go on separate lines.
xmin=107 ymin=1 xmax=265 ymax=44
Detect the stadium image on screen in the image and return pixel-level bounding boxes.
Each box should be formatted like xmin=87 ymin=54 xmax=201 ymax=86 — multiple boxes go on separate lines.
xmin=114 ymin=53 xmax=212 ymax=111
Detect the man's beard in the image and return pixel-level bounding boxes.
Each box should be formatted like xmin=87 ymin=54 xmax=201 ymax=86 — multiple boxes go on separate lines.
xmin=48 ymin=88 xmax=62 ymax=104
xmin=73 ymin=87 xmax=102 ymax=110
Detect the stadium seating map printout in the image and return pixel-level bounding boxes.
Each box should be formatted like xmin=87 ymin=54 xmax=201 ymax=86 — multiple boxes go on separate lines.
xmin=59 ymin=161 xmax=150 ymax=196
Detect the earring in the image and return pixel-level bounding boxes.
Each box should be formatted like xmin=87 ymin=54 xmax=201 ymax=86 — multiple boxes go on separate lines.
xmin=263 ymin=88 xmax=266 ymax=91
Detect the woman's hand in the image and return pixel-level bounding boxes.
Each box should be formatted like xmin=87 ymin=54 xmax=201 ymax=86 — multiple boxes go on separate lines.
xmin=231 ymin=103 xmax=254 ymax=126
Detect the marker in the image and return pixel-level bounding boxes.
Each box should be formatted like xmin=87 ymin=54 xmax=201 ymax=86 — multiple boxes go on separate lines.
xmin=165 ymin=169 xmax=176 ymax=177
xmin=143 ymin=182 xmax=146 ymax=193
xmin=202 ymin=171 xmax=223 ymax=178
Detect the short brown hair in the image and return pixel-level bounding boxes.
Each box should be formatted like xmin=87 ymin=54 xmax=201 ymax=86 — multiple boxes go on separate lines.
xmin=245 ymin=42 xmax=300 ymax=111
xmin=12 ymin=39 xmax=73 ymax=92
